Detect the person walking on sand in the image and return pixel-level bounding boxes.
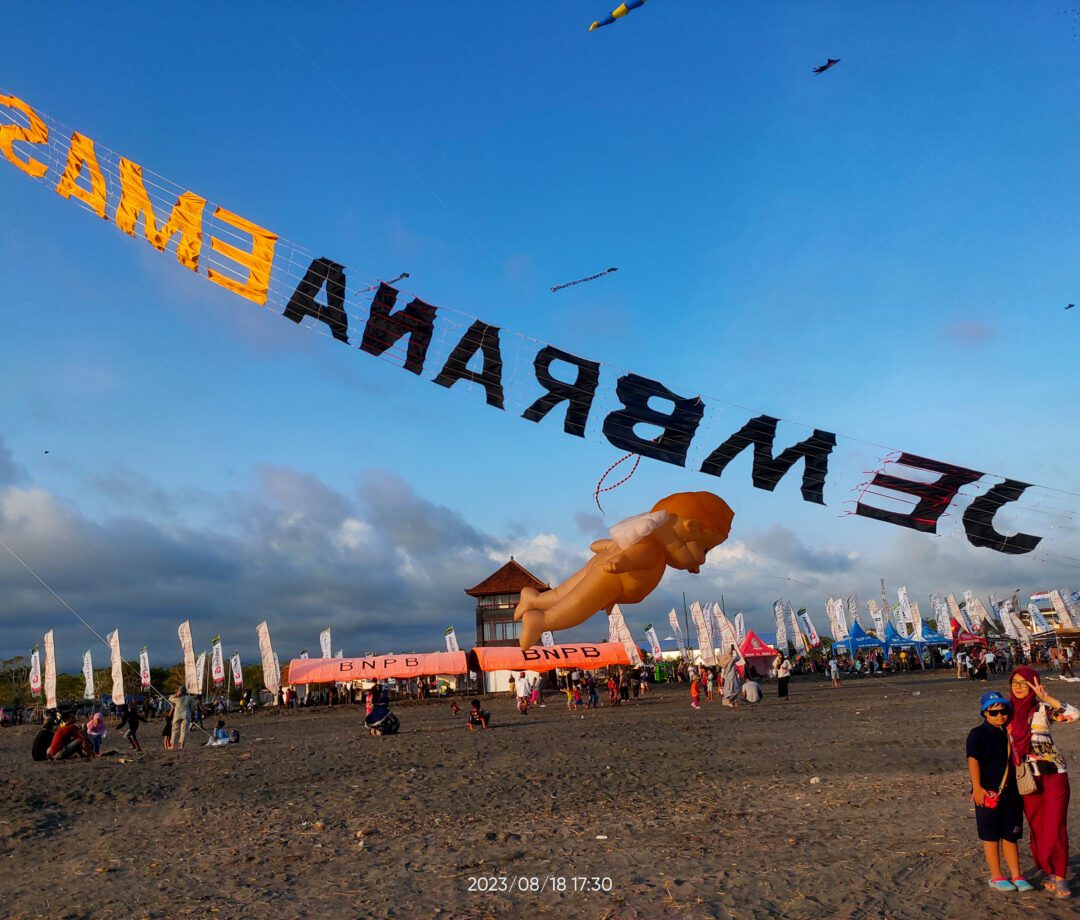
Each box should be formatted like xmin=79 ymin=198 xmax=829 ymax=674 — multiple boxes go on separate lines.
xmin=690 ymin=671 xmax=701 ymax=709
xmin=776 ymin=654 xmax=792 ymax=700
xmin=1008 ymin=666 xmax=1079 ymax=898
xmin=828 ymin=655 xmax=841 ymax=689
xmin=169 ymin=686 xmax=195 ymax=750
xmin=515 ymin=672 xmax=530 ymax=715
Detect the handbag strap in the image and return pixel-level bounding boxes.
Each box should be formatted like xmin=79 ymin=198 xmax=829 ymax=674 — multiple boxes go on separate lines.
xmin=996 ymin=733 xmax=1012 ymax=796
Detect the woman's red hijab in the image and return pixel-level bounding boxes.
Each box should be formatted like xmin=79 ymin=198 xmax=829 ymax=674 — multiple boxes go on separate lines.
xmin=1008 ymin=665 xmax=1041 ymax=760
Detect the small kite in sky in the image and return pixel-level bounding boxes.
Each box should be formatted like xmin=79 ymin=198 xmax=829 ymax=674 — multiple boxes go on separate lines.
xmin=813 ymin=58 xmax=841 ymax=74
xmin=551 ymin=267 xmax=618 ymax=293
xmin=590 ymin=0 xmax=646 ymax=31
xmin=1067 ymin=303 xmax=1075 ymax=310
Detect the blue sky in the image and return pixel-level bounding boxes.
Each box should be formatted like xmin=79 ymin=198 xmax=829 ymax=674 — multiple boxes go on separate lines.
xmin=1 ymin=2 xmax=1078 ymax=669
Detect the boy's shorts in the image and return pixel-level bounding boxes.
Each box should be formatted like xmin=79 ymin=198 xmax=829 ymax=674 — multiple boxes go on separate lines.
xmin=975 ymin=796 xmax=1023 ymax=843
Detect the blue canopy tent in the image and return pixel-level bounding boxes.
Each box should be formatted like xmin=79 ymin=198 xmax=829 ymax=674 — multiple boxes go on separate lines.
xmin=912 ymin=623 xmax=951 ymax=647
xmin=883 ymin=621 xmax=919 ymax=656
xmin=831 ymin=621 xmax=884 ymax=656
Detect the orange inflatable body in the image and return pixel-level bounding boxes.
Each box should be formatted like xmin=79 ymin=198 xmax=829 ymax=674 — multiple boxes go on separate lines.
xmin=514 ymin=491 xmax=734 ymax=648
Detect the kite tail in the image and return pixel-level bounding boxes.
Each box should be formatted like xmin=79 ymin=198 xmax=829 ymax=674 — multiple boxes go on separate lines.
xmin=593 ymin=452 xmax=642 ymax=513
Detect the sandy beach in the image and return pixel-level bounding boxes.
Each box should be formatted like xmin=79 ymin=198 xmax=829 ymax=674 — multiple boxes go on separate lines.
xmin=0 ymin=670 xmax=1077 ymax=920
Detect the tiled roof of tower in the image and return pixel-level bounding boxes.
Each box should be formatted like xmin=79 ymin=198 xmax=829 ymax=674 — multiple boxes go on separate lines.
xmin=464 ymin=558 xmax=549 ymax=596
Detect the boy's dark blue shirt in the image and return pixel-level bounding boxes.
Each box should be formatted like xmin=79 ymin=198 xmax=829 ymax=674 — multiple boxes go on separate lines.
xmin=965 ymin=720 xmax=1010 ymax=790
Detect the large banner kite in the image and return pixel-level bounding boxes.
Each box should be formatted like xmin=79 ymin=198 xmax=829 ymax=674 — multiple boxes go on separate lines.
xmin=472 ymin=643 xmax=630 ymax=674
xmin=0 ymin=91 xmax=1070 ymax=564
xmin=288 ymin=651 xmax=467 ymax=684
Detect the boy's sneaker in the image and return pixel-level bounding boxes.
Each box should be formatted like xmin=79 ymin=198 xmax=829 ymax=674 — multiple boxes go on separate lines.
xmin=1010 ymin=878 xmax=1034 ymax=892
xmin=988 ymin=878 xmax=1016 ymax=891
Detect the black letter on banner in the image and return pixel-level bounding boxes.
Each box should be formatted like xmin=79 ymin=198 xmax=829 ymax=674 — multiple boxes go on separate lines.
xmin=602 ymin=374 xmax=704 ymax=467
xmin=583 ymin=647 xmax=600 ymax=659
xmin=699 ymin=415 xmax=837 ymax=505
xmin=406 ymin=657 xmax=418 ymax=668
xmin=523 ymin=649 xmax=540 ymax=661
xmin=962 ymin=479 xmax=1042 ymax=555
xmin=855 ymin=453 xmax=983 ymax=533
xmin=339 ymin=661 xmax=353 ymax=672
xmin=360 ymin=282 xmax=437 ymax=374
xmin=283 ymin=257 xmax=349 ymax=343
xmin=433 ymin=320 xmax=505 ymax=408
xmin=521 ymin=345 xmax=600 ymax=437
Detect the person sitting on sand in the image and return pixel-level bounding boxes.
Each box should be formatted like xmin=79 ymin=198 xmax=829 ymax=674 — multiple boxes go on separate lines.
xmin=466 ymin=699 xmax=491 ymax=731
xmin=47 ymin=712 xmax=91 ymax=760
xmin=741 ymin=676 xmax=762 ymax=704
xmin=513 ymin=492 xmax=734 ymax=648
xmin=206 ymin=719 xmax=231 ymax=746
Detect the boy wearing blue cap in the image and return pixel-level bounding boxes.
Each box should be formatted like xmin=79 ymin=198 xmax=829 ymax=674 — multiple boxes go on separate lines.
xmin=966 ymin=690 xmax=1033 ymax=892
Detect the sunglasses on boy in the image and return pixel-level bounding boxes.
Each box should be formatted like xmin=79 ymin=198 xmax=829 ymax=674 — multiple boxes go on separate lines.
xmin=984 ymin=708 xmax=1009 ymax=717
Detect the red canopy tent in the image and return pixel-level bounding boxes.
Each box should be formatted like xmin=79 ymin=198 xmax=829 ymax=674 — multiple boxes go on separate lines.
xmin=739 ymin=630 xmax=779 ymax=678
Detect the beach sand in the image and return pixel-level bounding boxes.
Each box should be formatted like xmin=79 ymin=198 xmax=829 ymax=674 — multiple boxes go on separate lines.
xmin=0 ymin=670 xmax=1077 ymax=919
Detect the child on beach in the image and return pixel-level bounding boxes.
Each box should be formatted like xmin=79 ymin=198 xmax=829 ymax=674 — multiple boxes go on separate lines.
xmin=572 ymin=684 xmax=583 ymax=709
xmin=466 ymin=699 xmax=491 ymax=731
xmin=116 ymin=706 xmax=143 ymax=752
xmin=690 ymin=674 xmax=701 ymax=709
xmin=966 ymin=690 xmax=1034 ymax=892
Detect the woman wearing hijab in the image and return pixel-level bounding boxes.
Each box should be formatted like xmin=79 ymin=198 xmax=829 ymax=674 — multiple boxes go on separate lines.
xmin=1008 ymin=665 xmax=1079 ymax=898
xmin=84 ymin=712 xmax=107 ymax=755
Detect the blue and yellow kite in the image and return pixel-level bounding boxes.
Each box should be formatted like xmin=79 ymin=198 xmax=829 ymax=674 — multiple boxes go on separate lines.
xmin=589 ymin=0 xmax=647 ymax=32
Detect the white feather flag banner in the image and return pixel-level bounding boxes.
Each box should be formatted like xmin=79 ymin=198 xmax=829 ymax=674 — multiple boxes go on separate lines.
xmin=82 ymin=650 xmax=94 ymax=700
xmin=29 ymin=645 xmax=41 ymax=698
xmin=44 ymin=630 xmax=57 ymax=710
xmin=668 ymin=609 xmax=690 ymax=662
xmin=692 ymin=601 xmax=717 ymax=666
xmin=107 ymin=629 xmax=124 ymax=705
xmin=320 ymin=628 xmax=333 ymax=658
xmin=257 ymin=621 xmax=280 ymax=694
xmin=139 ymin=647 xmax=151 ymax=689
xmin=774 ymin=600 xmax=789 ymax=653
xmin=178 ymin=620 xmax=198 ymax=693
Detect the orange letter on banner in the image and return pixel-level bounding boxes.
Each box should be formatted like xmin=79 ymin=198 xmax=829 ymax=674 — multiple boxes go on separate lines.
xmin=0 ymin=95 xmax=48 ymax=178
xmin=116 ymin=158 xmax=205 ymax=272
xmin=207 ymin=207 xmax=277 ymax=305
xmin=55 ymin=132 xmax=108 ymax=218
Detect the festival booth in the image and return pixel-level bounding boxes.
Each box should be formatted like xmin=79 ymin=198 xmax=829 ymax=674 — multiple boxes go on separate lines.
xmin=831 ymin=621 xmax=883 ymax=658
xmin=470 ymin=642 xmax=631 ymax=693
xmin=738 ymin=630 xmax=779 ymax=679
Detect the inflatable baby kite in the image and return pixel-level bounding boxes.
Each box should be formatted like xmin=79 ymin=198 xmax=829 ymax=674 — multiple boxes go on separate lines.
xmin=514 ymin=491 xmax=734 ymax=649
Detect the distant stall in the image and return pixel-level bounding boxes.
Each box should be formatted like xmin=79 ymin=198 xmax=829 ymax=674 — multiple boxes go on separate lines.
xmin=738 ymin=630 xmax=779 ymax=679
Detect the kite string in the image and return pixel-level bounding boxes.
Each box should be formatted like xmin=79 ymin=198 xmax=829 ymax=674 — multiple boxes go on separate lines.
xmin=0 ymin=535 xmax=170 ymax=703
xmin=593 ymin=452 xmax=641 ymax=513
